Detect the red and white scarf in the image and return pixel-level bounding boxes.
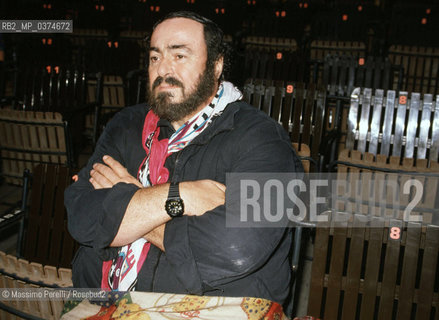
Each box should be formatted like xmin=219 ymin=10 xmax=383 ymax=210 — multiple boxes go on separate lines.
xmin=101 ymin=82 xmax=241 ymax=291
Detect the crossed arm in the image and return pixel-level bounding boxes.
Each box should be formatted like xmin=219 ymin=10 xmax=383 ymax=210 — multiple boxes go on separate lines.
xmin=88 ymin=155 xmax=225 ymax=251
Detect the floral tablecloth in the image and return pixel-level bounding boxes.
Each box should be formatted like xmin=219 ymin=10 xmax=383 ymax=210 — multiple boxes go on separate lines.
xmin=60 ymin=292 xmax=290 ymax=320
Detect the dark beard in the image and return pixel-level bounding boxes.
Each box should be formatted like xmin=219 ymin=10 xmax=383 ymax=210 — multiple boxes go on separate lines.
xmin=147 ymin=63 xmax=217 ymax=123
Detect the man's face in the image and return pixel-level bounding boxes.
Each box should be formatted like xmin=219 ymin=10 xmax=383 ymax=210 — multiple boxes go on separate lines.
xmin=147 ymin=17 xmax=220 ymax=123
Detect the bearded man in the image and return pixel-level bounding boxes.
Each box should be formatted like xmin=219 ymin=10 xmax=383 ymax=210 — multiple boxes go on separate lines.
xmin=65 ymin=11 xmax=303 ymax=313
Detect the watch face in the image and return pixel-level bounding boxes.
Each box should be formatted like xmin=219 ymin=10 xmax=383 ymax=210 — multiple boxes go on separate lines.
xmin=165 ymin=199 xmax=184 ymax=217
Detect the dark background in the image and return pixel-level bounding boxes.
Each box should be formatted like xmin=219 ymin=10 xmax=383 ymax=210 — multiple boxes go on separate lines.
xmin=1 ymin=0 xmax=438 ymax=79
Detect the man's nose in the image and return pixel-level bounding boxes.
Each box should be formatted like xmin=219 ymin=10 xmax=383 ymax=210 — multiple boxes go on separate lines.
xmin=157 ymin=57 xmax=173 ymax=78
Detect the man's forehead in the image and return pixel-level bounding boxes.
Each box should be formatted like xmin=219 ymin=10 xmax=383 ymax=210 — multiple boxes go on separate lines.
xmin=151 ymin=17 xmax=204 ymax=45
xmin=149 ymin=44 xmax=193 ymax=53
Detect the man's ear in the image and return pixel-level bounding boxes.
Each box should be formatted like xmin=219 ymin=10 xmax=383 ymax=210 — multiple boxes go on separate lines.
xmin=214 ymin=56 xmax=224 ymax=81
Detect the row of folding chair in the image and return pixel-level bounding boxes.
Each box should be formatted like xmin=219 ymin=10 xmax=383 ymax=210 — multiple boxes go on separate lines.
xmin=244 ymin=42 xmax=439 ymax=160
xmin=332 ymin=149 xmax=439 ymax=224
xmin=0 ymin=163 xmax=76 ymax=318
xmin=306 ymin=88 xmax=439 ymax=319
xmin=71 ymin=36 xmax=146 ymax=76
xmin=243 ymin=78 xmax=439 ymax=318
xmin=312 ymin=55 xmax=403 ymax=95
xmin=1 ymin=64 xmax=143 ymax=169
xmin=84 ymin=74 xmax=127 ymax=145
xmin=0 ymin=250 xmax=73 ymax=319
xmin=310 ymin=42 xmax=439 ymax=97
xmin=0 ymin=66 xmax=104 ymax=187
xmin=346 ymin=88 xmax=439 ymax=163
xmin=3 ymin=0 xmax=436 ymax=48
xmin=309 ymin=40 xmax=367 ymax=62
xmin=0 ymin=110 xmax=73 ymax=186
xmin=4 ymin=31 xmax=437 ymax=100
xmin=388 ymin=45 xmax=439 ymax=97
xmin=244 ymin=50 xmax=308 ymax=83
xmin=312 ymin=54 xmax=405 ymax=160
xmin=310 ymin=10 xmax=372 ymax=43
xmin=243 ymin=78 xmax=326 ymax=171
xmin=12 ymin=34 xmax=73 ymax=69
xmin=243 ymin=41 xmax=439 ymax=97
xmin=238 ymin=39 xmax=367 ymax=87
xmin=9 ymin=32 xmax=146 ymax=78
xmin=244 ymin=78 xmax=439 ymax=170
xmin=307 ymin=209 xmax=439 ymax=319
xmin=4 ymin=64 xmax=102 ymax=113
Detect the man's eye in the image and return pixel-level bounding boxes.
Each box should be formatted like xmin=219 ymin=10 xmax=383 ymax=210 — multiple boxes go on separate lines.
xmin=150 ymin=56 xmax=159 ymax=62
xmin=176 ymin=55 xmax=185 ymax=59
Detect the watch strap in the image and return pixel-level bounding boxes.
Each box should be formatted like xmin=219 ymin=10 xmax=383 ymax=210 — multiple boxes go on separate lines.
xmin=168 ymin=182 xmax=180 ymax=199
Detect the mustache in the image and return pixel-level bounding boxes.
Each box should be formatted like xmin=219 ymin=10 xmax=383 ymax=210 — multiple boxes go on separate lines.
xmin=152 ymin=76 xmax=184 ymax=90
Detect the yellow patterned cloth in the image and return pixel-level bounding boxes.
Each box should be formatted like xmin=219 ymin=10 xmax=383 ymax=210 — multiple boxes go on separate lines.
xmin=60 ymin=292 xmax=289 ymax=320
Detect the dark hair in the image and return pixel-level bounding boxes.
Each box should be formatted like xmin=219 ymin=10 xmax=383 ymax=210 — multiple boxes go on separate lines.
xmin=149 ymin=11 xmax=232 ymax=81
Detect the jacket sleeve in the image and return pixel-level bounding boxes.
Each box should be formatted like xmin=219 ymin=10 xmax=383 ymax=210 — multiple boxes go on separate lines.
xmin=163 ymin=116 xmax=303 ymax=294
xmin=65 ymin=109 xmax=141 ymax=257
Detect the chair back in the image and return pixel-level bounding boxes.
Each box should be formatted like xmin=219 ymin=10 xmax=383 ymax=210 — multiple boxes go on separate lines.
xmin=243 ymin=79 xmax=326 ymax=168
xmin=0 ymin=251 xmax=72 ymax=319
xmin=388 ymin=45 xmax=439 ymax=96
xmin=346 ymin=87 xmax=439 ymax=162
xmin=308 ymin=211 xmax=439 ymax=319
xmin=0 ymin=109 xmax=73 ymax=185
xmin=19 ymin=164 xmax=78 ymax=269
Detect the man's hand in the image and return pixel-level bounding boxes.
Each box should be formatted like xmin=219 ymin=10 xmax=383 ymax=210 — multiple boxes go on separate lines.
xmin=88 ymin=155 xmax=226 ymax=218
xmin=180 ymin=180 xmax=226 ymax=216
xmin=88 ymin=155 xmax=226 ymax=249
xmin=90 ymin=155 xmax=166 ymax=249
xmin=89 ymin=155 xmax=143 ymax=189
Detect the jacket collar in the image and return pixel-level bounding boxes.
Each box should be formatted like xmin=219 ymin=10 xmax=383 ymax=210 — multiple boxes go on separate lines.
xmin=154 ymin=101 xmax=241 ymax=146
xmin=183 ymin=101 xmax=241 ymax=146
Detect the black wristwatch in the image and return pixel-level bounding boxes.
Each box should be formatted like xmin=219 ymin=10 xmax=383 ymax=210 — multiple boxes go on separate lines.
xmin=165 ymin=182 xmax=184 ymax=218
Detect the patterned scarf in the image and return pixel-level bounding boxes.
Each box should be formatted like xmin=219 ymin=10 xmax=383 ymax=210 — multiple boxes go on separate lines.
xmin=101 ymin=81 xmax=242 ymax=291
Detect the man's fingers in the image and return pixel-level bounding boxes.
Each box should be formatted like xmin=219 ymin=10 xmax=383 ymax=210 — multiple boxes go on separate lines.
xmin=92 ymin=156 xmax=143 ymax=188
xmin=89 ymin=176 xmax=107 ymax=189
xmin=90 ymin=168 xmax=114 ymax=188
xmin=103 ymin=155 xmax=128 ymax=176
xmin=89 ymin=177 xmax=102 ymax=189
xmin=93 ymin=162 xmax=120 ymax=182
xmin=214 ymin=181 xmax=226 ymax=192
xmin=101 ymin=155 xmax=143 ymax=188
